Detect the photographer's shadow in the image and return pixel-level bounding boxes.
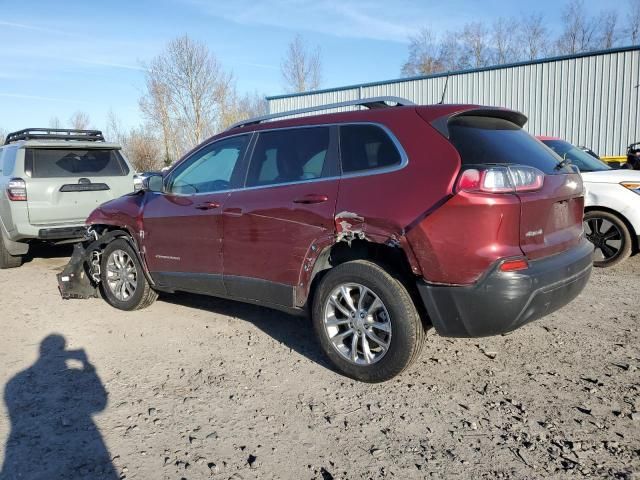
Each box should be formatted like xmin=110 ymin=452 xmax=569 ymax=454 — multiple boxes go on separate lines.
xmin=1 ymin=335 xmax=117 ymax=480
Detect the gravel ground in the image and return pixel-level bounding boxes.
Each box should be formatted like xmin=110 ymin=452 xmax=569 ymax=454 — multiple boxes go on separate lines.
xmin=0 ymin=246 xmax=638 ymax=480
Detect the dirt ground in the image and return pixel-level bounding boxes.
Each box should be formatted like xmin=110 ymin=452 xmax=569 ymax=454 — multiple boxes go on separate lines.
xmin=0 ymin=245 xmax=638 ymax=480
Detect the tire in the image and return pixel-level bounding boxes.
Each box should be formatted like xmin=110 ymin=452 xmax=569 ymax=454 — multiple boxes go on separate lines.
xmin=584 ymin=210 xmax=632 ymax=268
xmin=0 ymin=232 xmax=23 ymax=269
xmin=99 ymin=239 xmax=158 ymax=310
xmin=312 ymin=260 xmax=425 ymax=383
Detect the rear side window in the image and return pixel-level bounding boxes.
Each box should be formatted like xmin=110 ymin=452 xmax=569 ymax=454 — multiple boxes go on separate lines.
xmin=1 ymin=147 xmax=17 ymax=175
xmin=340 ymin=125 xmax=402 ymax=174
xmin=246 ymin=127 xmax=331 ymax=187
xmin=25 ymin=149 xmax=130 ymax=178
xmin=448 ymin=116 xmax=572 ymax=174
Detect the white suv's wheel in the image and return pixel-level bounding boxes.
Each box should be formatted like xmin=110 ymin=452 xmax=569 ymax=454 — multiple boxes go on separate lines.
xmin=584 ymin=210 xmax=632 ymax=267
xmin=0 ymin=231 xmax=23 ymax=269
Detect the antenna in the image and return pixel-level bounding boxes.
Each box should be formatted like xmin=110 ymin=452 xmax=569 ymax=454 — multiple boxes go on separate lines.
xmin=439 ymin=75 xmax=449 ymax=104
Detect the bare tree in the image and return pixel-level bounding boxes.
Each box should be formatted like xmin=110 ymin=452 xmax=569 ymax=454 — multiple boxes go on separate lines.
xmin=599 ymin=11 xmax=619 ymax=48
xmin=438 ymin=31 xmax=466 ymax=71
xmin=401 ymin=28 xmax=444 ymax=76
xmin=518 ymin=14 xmax=549 ymax=60
xmin=68 ymin=111 xmax=91 ymax=130
xmin=219 ymin=90 xmax=267 ymax=130
xmin=140 ymin=35 xmax=232 ymax=154
xmin=281 ymin=34 xmax=322 ymax=93
xmin=0 ymin=126 xmax=8 ymax=143
xmin=556 ymin=0 xmax=599 ymax=54
xmin=627 ymin=0 xmax=640 ymax=44
xmin=126 ymin=128 xmax=163 ymax=172
xmin=48 ymin=116 xmax=62 ymax=129
xmin=460 ymin=22 xmax=490 ymax=68
xmin=491 ymin=18 xmax=520 ymax=64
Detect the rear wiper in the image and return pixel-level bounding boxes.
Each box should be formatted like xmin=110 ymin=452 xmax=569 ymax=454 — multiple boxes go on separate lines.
xmin=555 ymin=153 xmax=572 ymax=171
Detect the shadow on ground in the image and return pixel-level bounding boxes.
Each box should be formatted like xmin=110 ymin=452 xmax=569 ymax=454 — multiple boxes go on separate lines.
xmin=0 ymin=334 xmax=117 ymax=480
xmin=160 ymin=292 xmax=332 ymax=371
xmin=23 ymin=242 xmax=74 ymax=264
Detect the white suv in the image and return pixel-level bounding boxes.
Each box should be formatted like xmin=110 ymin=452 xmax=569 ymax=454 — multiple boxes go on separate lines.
xmin=539 ymin=137 xmax=640 ymax=267
xmin=0 ymin=128 xmax=135 ymax=268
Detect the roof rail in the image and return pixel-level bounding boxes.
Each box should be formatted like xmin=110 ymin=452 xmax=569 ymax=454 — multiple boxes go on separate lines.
xmin=227 ymin=96 xmax=415 ymax=130
xmin=4 ymin=128 xmax=105 ymax=145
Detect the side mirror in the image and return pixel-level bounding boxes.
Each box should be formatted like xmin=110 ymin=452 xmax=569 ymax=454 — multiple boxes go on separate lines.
xmin=142 ymin=173 xmax=164 ymax=193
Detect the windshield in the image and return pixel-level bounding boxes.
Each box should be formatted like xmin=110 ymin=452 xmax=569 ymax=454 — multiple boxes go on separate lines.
xmin=541 ymin=140 xmax=611 ymax=173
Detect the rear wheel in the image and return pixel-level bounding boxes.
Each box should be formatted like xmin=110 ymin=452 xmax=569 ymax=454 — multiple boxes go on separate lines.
xmin=584 ymin=210 xmax=632 ymax=268
xmin=0 ymin=232 xmax=23 ymax=269
xmin=312 ymin=260 xmax=425 ymax=383
xmin=100 ymin=239 xmax=158 ymax=310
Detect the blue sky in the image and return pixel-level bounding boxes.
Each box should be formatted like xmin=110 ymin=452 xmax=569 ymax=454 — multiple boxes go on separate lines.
xmin=0 ymin=0 xmax=622 ymax=133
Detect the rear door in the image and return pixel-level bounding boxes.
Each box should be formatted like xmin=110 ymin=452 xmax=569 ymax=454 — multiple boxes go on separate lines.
xmin=447 ymin=115 xmax=585 ymax=260
xmin=23 ymin=147 xmax=132 ymax=225
xmin=222 ymin=126 xmax=339 ymax=306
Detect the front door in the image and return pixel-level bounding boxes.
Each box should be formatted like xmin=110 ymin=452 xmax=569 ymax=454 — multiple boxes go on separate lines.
xmin=142 ymin=134 xmax=251 ymax=295
xmin=222 ymin=125 xmax=339 ymax=306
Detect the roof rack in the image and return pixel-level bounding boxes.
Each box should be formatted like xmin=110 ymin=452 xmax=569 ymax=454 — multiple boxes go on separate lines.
xmin=4 ymin=128 xmax=105 ymax=145
xmin=227 ymin=96 xmax=415 ymax=130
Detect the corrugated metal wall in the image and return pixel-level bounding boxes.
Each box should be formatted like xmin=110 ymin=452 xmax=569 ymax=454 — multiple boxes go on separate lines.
xmin=267 ymin=47 xmax=640 ymax=156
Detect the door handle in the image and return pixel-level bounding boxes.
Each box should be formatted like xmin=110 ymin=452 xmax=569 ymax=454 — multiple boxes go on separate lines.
xmin=195 ymin=201 xmax=220 ymax=210
xmin=293 ymin=194 xmax=329 ymax=204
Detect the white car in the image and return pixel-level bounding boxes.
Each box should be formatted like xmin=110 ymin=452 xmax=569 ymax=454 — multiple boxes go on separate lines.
xmin=539 ymin=137 xmax=640 ymax=267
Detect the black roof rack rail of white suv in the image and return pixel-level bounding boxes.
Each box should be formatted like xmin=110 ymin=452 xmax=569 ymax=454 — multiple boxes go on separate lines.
xmin=227 ymin=96 xmax=416 ymax=130
xmin=4 ymin=128 xmax=106 ymax=145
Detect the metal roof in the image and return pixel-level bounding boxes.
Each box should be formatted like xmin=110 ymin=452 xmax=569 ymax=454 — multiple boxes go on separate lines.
xmin=266 ymin=45 xmax=640 ymax=101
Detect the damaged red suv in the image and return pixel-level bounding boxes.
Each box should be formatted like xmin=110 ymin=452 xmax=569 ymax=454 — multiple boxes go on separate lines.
xmin=59 ymin=97 xmax=593 ymax=382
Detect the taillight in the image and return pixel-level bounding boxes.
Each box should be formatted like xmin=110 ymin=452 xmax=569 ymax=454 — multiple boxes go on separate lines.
xmin=7 ymin=178 xmax=27 ymax=201
xmin=456 ymin=165 xmax=544 ymax=194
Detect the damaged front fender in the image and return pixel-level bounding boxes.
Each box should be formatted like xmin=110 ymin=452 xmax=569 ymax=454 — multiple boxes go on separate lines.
xmin=57 ymin=242 xmax=99 ymax=299
xmin=57 ymin=228 xmax=144 ymax=300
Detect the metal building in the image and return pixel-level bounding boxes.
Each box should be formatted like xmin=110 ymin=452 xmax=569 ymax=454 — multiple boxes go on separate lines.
xmin=266 ymin=46 xmax=640 ymax=157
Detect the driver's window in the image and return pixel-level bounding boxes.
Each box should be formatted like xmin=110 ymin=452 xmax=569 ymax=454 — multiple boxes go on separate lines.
xmin=169 ymin=135 xmax=249 ymax=195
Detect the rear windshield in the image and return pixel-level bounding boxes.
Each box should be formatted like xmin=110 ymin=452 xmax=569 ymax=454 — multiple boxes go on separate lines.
xmin=541 ymin=140 xmax=611 ymax=173
xmin=25 ymin=148 xmax=129 ymax=178
xmin=448 ymin=116 xmax=573 ymax=174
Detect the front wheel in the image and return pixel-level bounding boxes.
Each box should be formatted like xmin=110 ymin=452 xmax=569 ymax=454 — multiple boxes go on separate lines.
xmin=584 ymin=210 xmax=632 ymax=268
xmin=312 ymin=260 xmax=426 ymax=383
xmin=100 ymin=239 xmax=158 ymax=310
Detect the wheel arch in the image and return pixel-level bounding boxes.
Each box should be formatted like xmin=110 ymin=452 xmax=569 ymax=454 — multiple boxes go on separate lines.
xmin=87 ymin=224 xmax=156 ymax=285
xmin=302 ymin=239 xmax=427 ymax=320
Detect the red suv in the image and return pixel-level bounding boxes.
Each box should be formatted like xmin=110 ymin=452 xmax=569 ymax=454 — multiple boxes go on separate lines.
xmin=58 ymin=97 xmax=593 ymax=382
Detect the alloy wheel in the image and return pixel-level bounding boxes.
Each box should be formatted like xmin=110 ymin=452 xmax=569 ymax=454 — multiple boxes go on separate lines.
xmin=105 ymin=249 xmax=138 ymax=301
xmin=584 ymin=217 xmax=623 ymax=261
xmin=323 ymin=283 xmax=392 ymax=365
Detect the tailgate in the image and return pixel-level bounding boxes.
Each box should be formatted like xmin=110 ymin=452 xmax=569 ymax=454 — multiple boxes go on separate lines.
xmin=26 ymin=176 xmax=132 ymax=225
xmin=23 ymin=147 xmax=132 ymax=225
xmin=517 ymin=173 xmax=585 ymax=260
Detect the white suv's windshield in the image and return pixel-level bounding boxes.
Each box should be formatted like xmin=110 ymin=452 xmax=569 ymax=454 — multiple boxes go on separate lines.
xmin=541 ymin=140 xmax=611 ymax=173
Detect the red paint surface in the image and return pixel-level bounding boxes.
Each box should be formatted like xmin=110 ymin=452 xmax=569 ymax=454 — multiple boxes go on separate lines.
xmin=86 ymin=104 xmax=586 ymax=296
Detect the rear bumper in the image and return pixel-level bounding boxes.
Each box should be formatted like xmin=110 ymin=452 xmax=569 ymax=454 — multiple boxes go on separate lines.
xmin=417 ymin=238 xmax=594 ymax=337
xmin=38 ymin=226 xmax=87 ymax=241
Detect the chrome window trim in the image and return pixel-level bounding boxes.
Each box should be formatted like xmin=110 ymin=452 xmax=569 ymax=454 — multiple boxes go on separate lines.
xmin=163 ymin=122 xmax=408 ymax=197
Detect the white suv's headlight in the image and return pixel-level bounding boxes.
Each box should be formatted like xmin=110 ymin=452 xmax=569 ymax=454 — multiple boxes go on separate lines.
xmin=621 ymin=182 xmax=640 ymax=195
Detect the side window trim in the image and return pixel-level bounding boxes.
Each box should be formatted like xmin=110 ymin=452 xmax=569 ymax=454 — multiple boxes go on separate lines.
xmin=165 ymin=133 xmax=252 ymax=196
